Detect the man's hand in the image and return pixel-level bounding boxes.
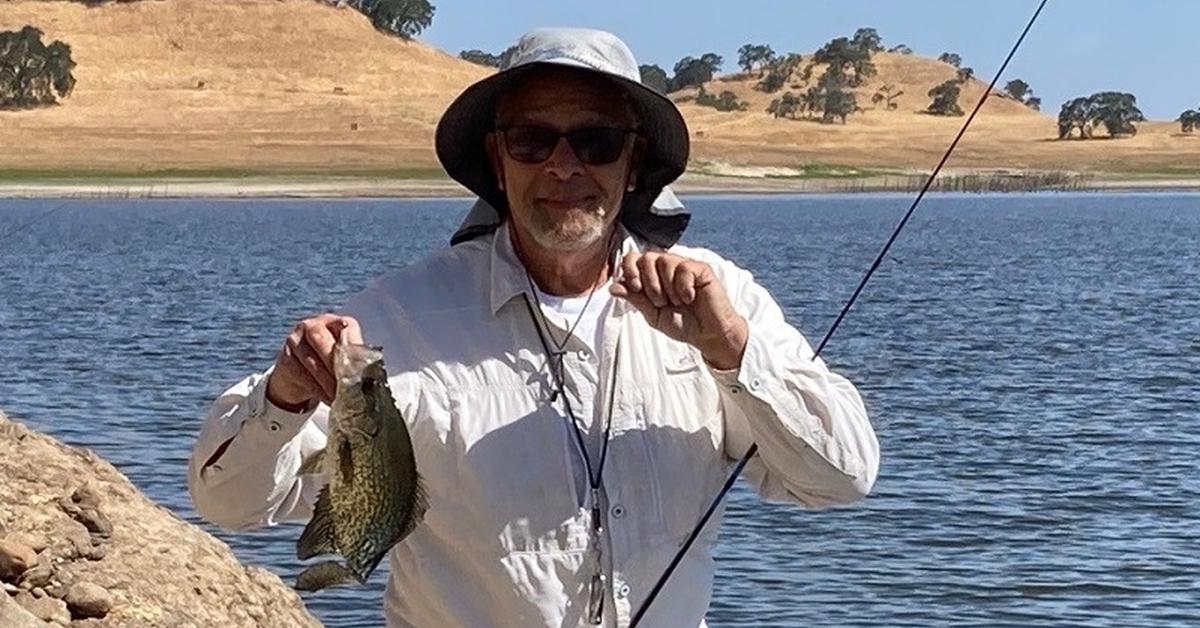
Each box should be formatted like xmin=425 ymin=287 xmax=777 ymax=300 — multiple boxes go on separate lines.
xmin=610 ymin=251 xmax=748 ymax=370
xmin=265 ymin=314 xmax=363 ymax=412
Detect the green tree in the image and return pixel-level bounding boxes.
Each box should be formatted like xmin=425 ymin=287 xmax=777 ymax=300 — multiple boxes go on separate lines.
xmin=927 ymin=79 xmax=964 ymax=116
xmin=813 ymin=36 xmax=876 ymax=87
xmin=639 ymin=64 xmax=670 ymax=94
xmin=1089 ymin=91 xmax=1144 ymax=137
xmin=851 ymin=27 xmax=884 ymax=53
xmin=459 ymin=49 xmax=500 ymax=67
xmin=1179 ymin=109 xmax=1200 ymax=133
xmin=355 ymin=0 xmax=435 ymax=38
xmin=1057 ymin=96 xmax=1095 ymax=138
xmin=737 ymin=43 xmax=776 ymax=75
xmin=887 ymin=43 xmax=913 ymax=55
xmin=871 ymin=84 xmax=903 ymax=110
xmin=755 ymin=53 xmax=803 ymax=93
xmin=937 ymin=52 xmax=962 ymax=67
xmin=1004 ymin=78 xmax=1032 ymax=101
xmin=955 ymin=67 xmax=975 ymax=83
xmin=1025 ymin=96 xmax=1042 ymax=111
xmin=823 ymin=89 xmax=857 ymax=124
xmin=694 ymin=85 xmax=747 ymax=112
xmin=0 ymin=26 xmax=76 ymax=109
xmin=767 ymin=91 xmax=802 ymax=119
xmin=670 ymin=53 xmax=722 ymax=91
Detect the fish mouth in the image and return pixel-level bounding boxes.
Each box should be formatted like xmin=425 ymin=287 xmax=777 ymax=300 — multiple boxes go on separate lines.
xmin=334 ymin=342 xmax=384 ymax=379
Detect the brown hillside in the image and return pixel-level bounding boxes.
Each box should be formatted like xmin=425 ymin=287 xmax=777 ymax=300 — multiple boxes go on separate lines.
xmin=676 ymin=52 xmax=1197 ymax=174
xmin=0 ymin=1 xmax=1195 ymax=179
xmin=0 ymin=0 xmax=488 ymax=173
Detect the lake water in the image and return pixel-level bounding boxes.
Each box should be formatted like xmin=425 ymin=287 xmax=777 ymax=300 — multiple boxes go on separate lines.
xmin=1 ymin=193 xmax=1197 ymax=627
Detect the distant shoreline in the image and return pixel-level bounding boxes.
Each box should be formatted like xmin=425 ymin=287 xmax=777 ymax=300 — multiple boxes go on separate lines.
xmin=1 ymin=171 xmax=1198 ymax=200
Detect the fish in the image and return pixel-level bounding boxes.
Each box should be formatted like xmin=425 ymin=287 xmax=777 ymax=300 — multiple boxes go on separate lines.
xmin=293 ymin=340 xmax=426 ymax=592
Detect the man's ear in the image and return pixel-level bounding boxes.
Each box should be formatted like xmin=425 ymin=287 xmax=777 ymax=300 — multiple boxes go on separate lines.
xmin=486 ymin=132 xmax=505 ymax=191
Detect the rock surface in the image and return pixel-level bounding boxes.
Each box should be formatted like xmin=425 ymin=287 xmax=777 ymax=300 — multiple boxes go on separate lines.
xmin=0 ymin=409 xmax=322 ymax=627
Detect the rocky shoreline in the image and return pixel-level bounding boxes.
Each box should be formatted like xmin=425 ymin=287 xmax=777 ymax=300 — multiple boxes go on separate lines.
xmin=0 ymin=409 xmax=321 ymax=627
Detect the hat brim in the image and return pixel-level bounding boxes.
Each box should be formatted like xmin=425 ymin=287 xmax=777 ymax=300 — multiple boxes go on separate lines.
xmin=435 ymin=61 xmax=690 ymax=225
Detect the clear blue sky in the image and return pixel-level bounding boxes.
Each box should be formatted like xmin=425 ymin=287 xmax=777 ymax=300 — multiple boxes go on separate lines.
xmin=421 ymin=0 xmax=1197 ymax=120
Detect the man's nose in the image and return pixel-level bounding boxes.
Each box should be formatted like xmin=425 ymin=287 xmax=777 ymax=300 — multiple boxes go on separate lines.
xmin=543 ymin=136 xmax=585 ymax=180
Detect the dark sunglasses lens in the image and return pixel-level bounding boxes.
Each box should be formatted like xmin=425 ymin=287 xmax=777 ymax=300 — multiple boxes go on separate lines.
xmin=568 ymin=128 xmax=627 ymax=164
xmin=505 ymin=126 xmax=559 ymax=163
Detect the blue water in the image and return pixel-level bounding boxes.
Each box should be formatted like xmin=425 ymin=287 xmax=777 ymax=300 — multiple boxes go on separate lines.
xmin=1 ymin=193 xmax=1198 ymax=627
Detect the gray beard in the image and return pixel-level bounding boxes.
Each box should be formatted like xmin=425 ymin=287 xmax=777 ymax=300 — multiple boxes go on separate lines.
xmin=527 ymin=206 xmax=609 ymax=252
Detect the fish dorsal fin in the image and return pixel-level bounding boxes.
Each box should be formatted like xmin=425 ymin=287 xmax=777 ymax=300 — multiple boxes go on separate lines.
xmin=296 ymin=485 xmax=338 ymax=560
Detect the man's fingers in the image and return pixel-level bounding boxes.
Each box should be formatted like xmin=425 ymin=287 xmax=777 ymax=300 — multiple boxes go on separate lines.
xmin=281 ymin=350 xmax=332 ymax=405
xmin=620 ymin=251 xmax=642 ymax=292
xmin=334 ymin=316 xmax=364 ymax=346
xmin=637 ymin=253 xmax=667 ymax=307
xmin=288 ymin=332 xmax=336 ymax=402
xmin=673 ymin=263 xmax=697 ymax=305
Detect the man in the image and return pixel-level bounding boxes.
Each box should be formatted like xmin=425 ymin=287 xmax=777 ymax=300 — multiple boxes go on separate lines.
xmin=189 ymin=27 xmax=879 ymax=628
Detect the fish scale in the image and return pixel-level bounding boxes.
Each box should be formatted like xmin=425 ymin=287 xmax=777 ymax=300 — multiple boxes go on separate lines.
xmin=294 ymin=341 xmax=426 ymax=592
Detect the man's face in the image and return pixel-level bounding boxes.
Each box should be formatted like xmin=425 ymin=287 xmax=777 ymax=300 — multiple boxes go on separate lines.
xmin=489 ymin=68 xmax=641 ymax=253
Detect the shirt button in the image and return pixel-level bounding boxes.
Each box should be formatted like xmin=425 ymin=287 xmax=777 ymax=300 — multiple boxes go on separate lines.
xmin=749 ymin=378 xmax=762 ymax=391
xmin=268 ymin=421 xmax=281 ymax=432
xmin=616 ymin=583 xmax=631 ymax=599
xmin=610 ymin=504 xmax=625 ymax=519
xmin=577 ymin=349 xmax=589 ymax=360
xmin=729 ymin=385 xmax=742 ymax=395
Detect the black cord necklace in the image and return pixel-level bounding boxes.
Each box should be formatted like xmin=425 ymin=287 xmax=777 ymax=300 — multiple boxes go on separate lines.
xmin=522 ymin=290 xmax=621 ymax=625
xmin=518 ymin=228 xmax=623 ymax=624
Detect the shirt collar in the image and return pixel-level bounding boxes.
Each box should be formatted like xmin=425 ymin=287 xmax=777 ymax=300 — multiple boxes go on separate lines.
xmin=488 ymin=222 xmax=644 ymax=316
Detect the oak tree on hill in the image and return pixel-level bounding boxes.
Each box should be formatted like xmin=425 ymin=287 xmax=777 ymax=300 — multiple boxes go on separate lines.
xmin=737 ymin=44 xmax=776 ymax=76
xmin=0 ymin=26 xmax=76 ymax=110
xmin=639 ymin=64 xmax=670 ymax=94
xmin=937 ymin=52 xmax=962 ymax=67
xmin=927 ymin=79 xmax=964 ymax=116
xmin=851 ymin=27 xmax=884 ymax=53
xmin=670 ymin=53 xmax=722 ymax=92
xmin=459 ymin=49 xmax=500 ymax=67
xmin=351 ymin=0 xmax=435 ymax=38
xmin=1057 ymin=92 xmax=1145 ymax=139
xmin=1180 ymin=109 xmax=1200 ymax=133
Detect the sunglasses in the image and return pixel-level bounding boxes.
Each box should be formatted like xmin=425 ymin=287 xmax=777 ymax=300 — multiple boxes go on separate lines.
xmin=498 ymin=125 xmax=636 ymax=165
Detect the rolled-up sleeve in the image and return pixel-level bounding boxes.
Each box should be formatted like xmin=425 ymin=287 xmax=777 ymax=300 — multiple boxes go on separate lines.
xmin=710 ymin=259 xmax=880 ymax=508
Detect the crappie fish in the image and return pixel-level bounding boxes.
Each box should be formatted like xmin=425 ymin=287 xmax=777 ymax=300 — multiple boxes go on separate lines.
xmin=293 ymin=340 xmax=426 ymax=592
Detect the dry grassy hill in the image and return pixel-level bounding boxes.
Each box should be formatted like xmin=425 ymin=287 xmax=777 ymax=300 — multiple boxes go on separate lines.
xmin=0 ymin=0 xmax=1196 ymax=182
xmin=677 ymin=52 xmax=1197 ymax=175
xmin=0 ymin=0 xmax=488 ymax=174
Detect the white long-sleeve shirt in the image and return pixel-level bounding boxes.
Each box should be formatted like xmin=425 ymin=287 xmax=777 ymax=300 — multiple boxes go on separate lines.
xmin=188 ymin=223 xmax=880 ymax=628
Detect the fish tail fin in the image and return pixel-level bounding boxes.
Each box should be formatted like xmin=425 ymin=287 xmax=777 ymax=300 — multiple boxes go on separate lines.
xmin=294 ymin=561 xmax=362 ymax=592
xmin=296 ymin=485 xmax=337 ymax=560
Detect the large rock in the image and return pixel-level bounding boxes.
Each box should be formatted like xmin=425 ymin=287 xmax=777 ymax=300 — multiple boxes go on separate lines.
xmin=0 ymin=540 xmax=37 ymax=582
xmin=0 ymin=590 xmax=51 ymax=628
xmin=0 ymin=410 xmax=322 ymax=627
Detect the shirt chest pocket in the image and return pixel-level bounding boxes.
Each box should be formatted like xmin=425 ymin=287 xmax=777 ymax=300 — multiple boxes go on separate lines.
xmin=446 ymin=387 xmax=588 ymax=554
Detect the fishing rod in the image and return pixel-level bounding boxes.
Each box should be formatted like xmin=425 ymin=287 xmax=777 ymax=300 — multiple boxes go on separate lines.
xmin=629 ymin=1 xmax=1050 ymax=624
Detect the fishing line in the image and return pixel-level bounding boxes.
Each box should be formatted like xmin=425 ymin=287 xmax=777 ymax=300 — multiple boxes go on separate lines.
xmin=0 ymin=200 xmax=71 ymax=244
xmin=630 ymin=1 xmax=1049 ymax=624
